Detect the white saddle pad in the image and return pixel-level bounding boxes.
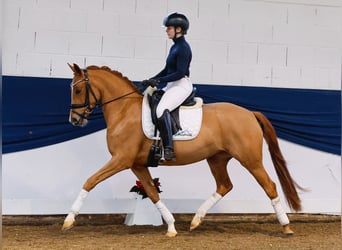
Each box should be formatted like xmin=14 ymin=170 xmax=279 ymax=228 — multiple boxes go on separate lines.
xmin=142 ymin=87 xmax=203 ymax=140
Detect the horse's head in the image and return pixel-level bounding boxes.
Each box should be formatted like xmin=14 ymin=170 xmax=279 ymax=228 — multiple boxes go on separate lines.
xmin=68 ymin=63 xmax=142 ymax=127
xmin=68 ymin=63 xmax=100 ymax=127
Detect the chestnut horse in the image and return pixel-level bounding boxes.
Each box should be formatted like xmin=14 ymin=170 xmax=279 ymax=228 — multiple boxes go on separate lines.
xmin=62 ymin=63 xmax=302 ymax=237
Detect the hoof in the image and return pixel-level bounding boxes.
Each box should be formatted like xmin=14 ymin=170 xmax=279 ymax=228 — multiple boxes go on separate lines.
xmin=165 ymin=231 xmax=177 ymax=237
xmin=62 ymin=219 xmax=75 ymax=231
xmin=283 ymin=224 xmax=294 ymax=236
xmin=190 ymin=214 xmax=202 ymax=231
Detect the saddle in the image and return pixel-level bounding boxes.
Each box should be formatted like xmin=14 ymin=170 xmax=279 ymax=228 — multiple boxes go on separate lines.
xmin=148 ymin=88 xmax=197 ymax=135
xmin=142 ymin=87 xmax=203 ymax=167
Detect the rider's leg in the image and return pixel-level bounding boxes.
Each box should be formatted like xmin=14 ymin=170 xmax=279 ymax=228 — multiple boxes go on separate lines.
xmin=157 ymin=109 xmax=176 ymax=161
xmin=156 ymin=78 xmax=192 ymax=118
xmin=156 ymin=78 xmax=192 ymax=161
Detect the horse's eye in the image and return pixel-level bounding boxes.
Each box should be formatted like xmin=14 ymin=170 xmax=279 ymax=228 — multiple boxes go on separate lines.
xmin=75 ymin=88 xmax=82 ymax=94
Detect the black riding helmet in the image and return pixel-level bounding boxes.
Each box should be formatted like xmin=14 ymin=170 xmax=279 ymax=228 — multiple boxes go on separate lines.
xmin=163 ymin=12 xmax=189 ymax=34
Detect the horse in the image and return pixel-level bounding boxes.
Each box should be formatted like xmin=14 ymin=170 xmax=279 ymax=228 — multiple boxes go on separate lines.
xmin=62 ymin=63 xmax=302 ymax=237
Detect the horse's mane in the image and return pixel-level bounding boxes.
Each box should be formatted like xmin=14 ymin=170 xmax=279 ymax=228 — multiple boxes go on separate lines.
xmin=87 ymin=65 xmax=139 ymax=91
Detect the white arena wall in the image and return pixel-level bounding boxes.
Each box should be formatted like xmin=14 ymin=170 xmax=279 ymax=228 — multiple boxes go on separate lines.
xmin=2 ymin=0 xmax=341 ymax=216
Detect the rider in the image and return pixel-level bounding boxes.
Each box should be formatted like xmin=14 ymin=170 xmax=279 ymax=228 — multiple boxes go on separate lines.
xmin=143 ymin=12 xmax=193 ymax=161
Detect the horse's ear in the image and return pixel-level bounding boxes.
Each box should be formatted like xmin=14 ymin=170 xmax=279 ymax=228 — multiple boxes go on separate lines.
xmin=67 ymin=63 xmax=74 ymax=72
xmin=68 ymin=63 xmax=83 ymax=76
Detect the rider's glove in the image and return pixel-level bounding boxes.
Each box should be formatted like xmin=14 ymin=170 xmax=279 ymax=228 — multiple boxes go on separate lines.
xmin=142 ymin=78 xmax=160 ymax=87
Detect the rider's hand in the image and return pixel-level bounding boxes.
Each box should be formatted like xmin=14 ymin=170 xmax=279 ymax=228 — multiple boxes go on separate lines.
xmin=142 ymin=78 xmax=160 ymax=87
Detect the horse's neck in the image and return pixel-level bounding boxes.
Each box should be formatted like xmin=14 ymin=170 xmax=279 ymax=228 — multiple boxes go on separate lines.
xmin=98 ymin=76 xmax=133 ymax=101
xmin=102 ymin=97 xmax=142 ymax=132
xmin=97 ymin=76 xmax=142 ymax=125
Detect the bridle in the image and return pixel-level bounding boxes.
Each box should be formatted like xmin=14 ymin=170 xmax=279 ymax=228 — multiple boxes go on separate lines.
xmin=70 ymin=69 xmax=139 ymax=121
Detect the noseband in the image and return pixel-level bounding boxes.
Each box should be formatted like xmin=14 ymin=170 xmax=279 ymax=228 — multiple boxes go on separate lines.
xmin=70 ymin=69 xmax=138 ymax=120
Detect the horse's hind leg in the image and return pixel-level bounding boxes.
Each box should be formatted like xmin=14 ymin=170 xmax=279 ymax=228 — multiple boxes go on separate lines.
xmin=246 ymin=161 xmax=294 ymax=235
xmin=131 ymin=165 xmax=177 ymax=237
xmin=190 ymin=152 xmax=233 ymax=231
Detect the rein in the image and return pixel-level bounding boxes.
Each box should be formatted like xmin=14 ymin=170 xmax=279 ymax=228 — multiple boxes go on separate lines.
xmin=70 ymin=69 xmax=140 ymax=119
xmin=99 ymin=90 xmax=139 ymax=107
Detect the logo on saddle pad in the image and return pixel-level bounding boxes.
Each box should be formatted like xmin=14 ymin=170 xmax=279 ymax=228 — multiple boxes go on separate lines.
xmin=142 ymin=87 xmax=203 ymax=140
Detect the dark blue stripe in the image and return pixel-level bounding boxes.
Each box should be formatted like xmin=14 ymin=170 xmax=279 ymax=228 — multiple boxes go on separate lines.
xmin=3 ymin=76 xmax=341 ymax=155
xmin=196 ymin=84 xmax=341 ymax=155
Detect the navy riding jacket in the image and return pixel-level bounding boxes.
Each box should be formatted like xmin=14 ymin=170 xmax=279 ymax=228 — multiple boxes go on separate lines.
xmin=153 ymin=36 xmax=192 ymax=83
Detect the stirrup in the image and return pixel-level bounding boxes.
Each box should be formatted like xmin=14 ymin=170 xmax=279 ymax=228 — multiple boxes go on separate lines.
xmin=164 ymin=147 xmax=176 ymax=161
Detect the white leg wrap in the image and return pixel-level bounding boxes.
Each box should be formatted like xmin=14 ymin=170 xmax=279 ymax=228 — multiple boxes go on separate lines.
xmin=71 ymin=189 xmax=88 ymax=215
xmin=155 ymin=200 xmax=175 ymax=225
xmin=167 ymin=223 xmax=176 ymax=233
xmin=65 ymin=212 xmax=76 ymax=221
xmin=271 ymin=197 xmax=290 ymax=226
xmin=197 ymin=192 xmax=223 ymax=217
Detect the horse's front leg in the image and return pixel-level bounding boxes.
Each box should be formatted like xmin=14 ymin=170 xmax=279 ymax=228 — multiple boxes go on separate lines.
xmin=131 ymin=165 xmax=177 ymax=237
xmin=62 ymin=157 xmax=128 ymax=230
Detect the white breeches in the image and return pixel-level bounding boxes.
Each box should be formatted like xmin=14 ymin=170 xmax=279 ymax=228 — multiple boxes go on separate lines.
xmin=156 ymin=77 xmax=193 ymax=118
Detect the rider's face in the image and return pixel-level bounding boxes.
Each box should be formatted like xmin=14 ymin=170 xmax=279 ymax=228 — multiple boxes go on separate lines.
xmin=166 ymin=26 xmax=182 ymax=39
xmin=166 ymin=26 xmax=175 ymax=39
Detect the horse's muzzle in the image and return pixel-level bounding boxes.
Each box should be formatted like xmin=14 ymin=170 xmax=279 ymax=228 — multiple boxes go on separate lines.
xmin=69 ymin=111 xmax=88 ymax=127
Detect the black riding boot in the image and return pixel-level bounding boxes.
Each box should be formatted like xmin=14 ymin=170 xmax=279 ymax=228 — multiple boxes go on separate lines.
xmin=157 ymin=109 xmax=176 ymax=161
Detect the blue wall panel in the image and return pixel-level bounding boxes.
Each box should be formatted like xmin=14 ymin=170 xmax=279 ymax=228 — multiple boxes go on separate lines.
xmin=3 ymin=76 xmax=341 ymax=155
